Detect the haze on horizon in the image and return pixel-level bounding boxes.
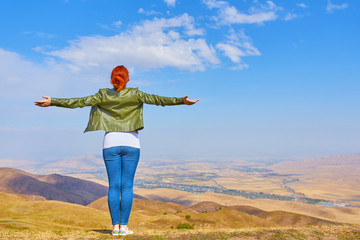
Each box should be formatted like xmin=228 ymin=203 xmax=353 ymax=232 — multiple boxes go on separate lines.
xmin=0 ymin=0 xmax=359 ymax=163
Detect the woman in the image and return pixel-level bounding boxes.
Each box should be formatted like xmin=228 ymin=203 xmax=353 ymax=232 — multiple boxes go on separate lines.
xmin=34 ymin=65 xmax=198 ymax=236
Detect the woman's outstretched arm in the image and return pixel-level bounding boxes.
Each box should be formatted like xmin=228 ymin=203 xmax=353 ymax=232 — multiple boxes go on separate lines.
xmin=137 ymin=89 xmax=199 ymax=106
xmin=34 ymin=91 xmax=103 ymax=108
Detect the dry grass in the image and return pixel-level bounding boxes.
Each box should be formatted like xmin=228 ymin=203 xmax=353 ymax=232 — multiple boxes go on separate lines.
xmin=0 ymin=225 xmax=359 ymax=240
xmin=1 ymin=192 xmax=360 ymax=239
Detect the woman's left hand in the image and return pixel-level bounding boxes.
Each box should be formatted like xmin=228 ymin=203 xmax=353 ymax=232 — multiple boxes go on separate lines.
xmin=183 ymin=96 xmax=199 ymax=105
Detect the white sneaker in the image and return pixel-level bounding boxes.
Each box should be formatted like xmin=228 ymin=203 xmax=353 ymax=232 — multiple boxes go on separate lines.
xmin=119 ymin=227 xmax=134 ymax=236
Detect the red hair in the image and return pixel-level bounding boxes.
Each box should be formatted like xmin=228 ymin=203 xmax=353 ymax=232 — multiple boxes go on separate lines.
xmin=111 ymin=65 xmax=129 ymax=91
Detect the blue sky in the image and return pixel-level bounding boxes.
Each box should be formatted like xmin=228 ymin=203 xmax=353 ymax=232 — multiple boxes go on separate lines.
xmin=0 ymin=0 xmax=359 ymax=163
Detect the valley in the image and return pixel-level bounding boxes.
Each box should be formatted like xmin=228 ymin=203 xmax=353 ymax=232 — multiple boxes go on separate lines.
xmin=1 ymin=153 xmax=359 ymax=208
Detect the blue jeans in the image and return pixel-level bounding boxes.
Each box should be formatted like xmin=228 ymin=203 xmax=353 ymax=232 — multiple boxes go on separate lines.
xmin=103 ymin=146 xmax=140 ymax=225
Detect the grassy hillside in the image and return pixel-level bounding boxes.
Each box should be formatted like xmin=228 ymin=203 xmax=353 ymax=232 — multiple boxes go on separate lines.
xmin=0 ymin=192 xmax=110 ymax=230
xmin=88 ymin=196 xmax=277 ymax=229
xmin=0 ymin=192 xmax=359 ymax=239
xmin=190 ymin=201 xmax=336 ymax=227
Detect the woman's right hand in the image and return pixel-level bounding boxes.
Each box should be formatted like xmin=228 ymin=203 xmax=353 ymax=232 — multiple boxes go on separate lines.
xmin=34 ymin=96 xmax=51 ymax=107
xmin=183 ymin=96 xmax=199 ymax=105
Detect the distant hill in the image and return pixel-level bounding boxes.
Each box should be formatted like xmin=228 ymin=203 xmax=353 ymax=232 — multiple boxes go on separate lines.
xmin=88 ymin=196 xmax=277 ymax=229
xmin=88 ymin=196 xmax=339 ymax=229
xmin=190 ymin=201 xmax=336 ymax=227
xmin=0 ymin=155 xmax=108 ymax=185
xmin=89 ymin=196 xmax=196 ymax=214
xmin=0 ymin=168 xmax=144 ymax=205
xmin=135 ymin=188 xmax=360 ymax=224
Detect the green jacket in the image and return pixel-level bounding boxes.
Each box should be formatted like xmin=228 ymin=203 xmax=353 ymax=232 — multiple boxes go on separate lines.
xmin=50 ymin=87 xmax=184 ymax=132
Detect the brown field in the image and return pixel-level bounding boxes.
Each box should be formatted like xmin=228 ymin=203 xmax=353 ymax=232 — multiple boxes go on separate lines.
xmin=136 ymin=159 xmax=292 ymax=196
xmin=270 ymin=154 xmax=360 ymax=206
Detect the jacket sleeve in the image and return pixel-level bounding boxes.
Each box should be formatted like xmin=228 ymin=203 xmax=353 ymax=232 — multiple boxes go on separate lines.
xmin=50 ymin=90 xmax=103 ymax=108
xmin=136 ymin=89 xmax=184 ymax=106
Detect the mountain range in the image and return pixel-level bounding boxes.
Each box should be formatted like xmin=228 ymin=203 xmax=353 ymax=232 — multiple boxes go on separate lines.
xmin=0 ymin=167 xmax=142 ymax=205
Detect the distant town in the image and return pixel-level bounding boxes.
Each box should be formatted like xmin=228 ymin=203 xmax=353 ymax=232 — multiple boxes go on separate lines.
xmin=134 ymin=179 xmax=345 ymax=206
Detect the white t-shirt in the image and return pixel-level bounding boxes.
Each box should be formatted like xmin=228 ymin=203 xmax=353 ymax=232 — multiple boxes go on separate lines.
xmin=103 ymin=131 xmax=140 ymax=149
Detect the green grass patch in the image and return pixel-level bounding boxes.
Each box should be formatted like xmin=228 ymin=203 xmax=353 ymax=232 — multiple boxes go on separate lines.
xmin=4 ymin=225 xmax=29 ymax=230
xmin=176 ymin=223 xmax=194 ymax=230
xmin=52 ymin=230 xmax=62 ymax=235
xmin=271 ymin=232 xmax=287 ymax=240
xmin=313 ymin=230 xmax=325 ymax=236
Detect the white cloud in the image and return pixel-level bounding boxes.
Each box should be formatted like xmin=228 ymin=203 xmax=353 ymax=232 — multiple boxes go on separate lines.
xmin=96 ymin=21 xmax=123 ymax=31
xmin=138 ymin=8 xmax=161 ymax=16
xmin=326 ymin=0 xmax=348 ymax=13
xmin=224 ymin=6 xmax=277 ymax=24
xmin=164 ymin=0 xmax=176 ymax=7
xmin=96 ymin=23 xmax=113 ymax=30
xmin=113 ymin=21 xmax=122 ymax=28
xmin=203 ymin=0 xmax=278 ymax=25
xmin=45 ymin=14 xmax=217 ymax=72
xmin=296 ymin=3 xmax=309 ymax=8
xmin=216 ymin=43 xmax=245 ymax=63
xmin=0 ymin=48 xmax=109 ymax=100
xmin=22 ymin=31 xmax=56 ymax=39
xmin=258 ymin=1 xmax=278 ymax=11
xmin=216 ymin=30 xmax=260 ymax=70
xmin=230 ymin=63 xmax=249 ymax=70
xmin=0 ymin=12 xmax=264 ymax=93
xmin=203 ymin=0 xmax=227 ymax=9
xmin=291 ymin=39 xmax=305 ymax=48
xmin=0 ymin=48 xmax=68 ymax=98
xmin=284 ymin=13 xmax=299 ymax=21
xmin=32 ymin=45 xmax=53 ymax=53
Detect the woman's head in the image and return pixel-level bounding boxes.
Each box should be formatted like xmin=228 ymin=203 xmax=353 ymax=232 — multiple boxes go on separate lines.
xmin=111 ymin=65 xmax=129 ymax=91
